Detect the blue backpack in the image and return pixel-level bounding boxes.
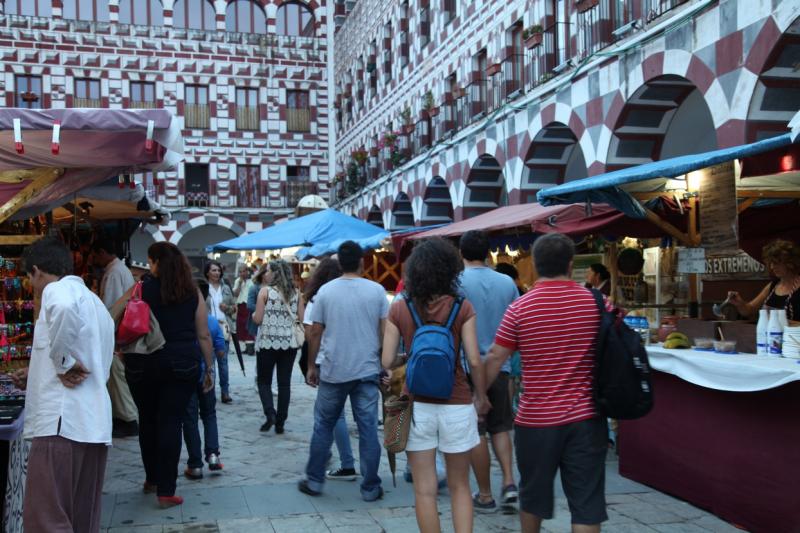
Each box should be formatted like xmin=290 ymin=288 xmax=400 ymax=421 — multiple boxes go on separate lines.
xmin=404 ymin=294 xmax=463 ymax=399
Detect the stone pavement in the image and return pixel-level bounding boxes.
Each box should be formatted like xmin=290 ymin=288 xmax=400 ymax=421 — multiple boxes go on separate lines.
xmin=101 ymin=353 xmax=743 ymax=532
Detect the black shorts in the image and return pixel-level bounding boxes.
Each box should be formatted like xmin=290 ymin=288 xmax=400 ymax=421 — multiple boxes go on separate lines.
xmin=514 ymin=417 xmax=608 ymax=525
xmin=478 ymin=372 xmax=514 ymax=435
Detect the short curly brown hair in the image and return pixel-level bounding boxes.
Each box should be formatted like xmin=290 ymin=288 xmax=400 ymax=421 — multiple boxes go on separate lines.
xmin=762 ymin=239 xmax=800 ymax=275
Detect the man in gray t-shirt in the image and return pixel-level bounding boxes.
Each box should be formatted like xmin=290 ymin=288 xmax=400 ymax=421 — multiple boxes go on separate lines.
xmin=299 ymin=241 xmax=388 ymax=502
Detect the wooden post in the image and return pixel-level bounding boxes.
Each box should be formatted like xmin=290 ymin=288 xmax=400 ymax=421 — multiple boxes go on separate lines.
xmin=687 ymin=195 xmax=700 ymax=316
xmin=608 ymin=241 xmax=619 ymax=304
xmin=0 ymin=168 xmax=63 ymax=225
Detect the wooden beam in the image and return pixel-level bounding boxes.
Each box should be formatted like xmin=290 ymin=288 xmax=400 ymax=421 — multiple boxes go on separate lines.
xmin=737 ymin=190 xmax=800 ymax=199
xmin=643 ymin=208 xmax=696 ymax=247
xmin=0 ymin=235 xmax=42 ymax=245
xmin=737 ymin=197 xmax=756 ymax=214
xmin=0 ymin=168 xmax=63 ymax=226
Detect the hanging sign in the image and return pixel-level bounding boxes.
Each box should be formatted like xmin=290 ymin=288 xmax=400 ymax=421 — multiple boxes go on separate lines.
xmin=677 ymin=247 xmax=706 ymax=274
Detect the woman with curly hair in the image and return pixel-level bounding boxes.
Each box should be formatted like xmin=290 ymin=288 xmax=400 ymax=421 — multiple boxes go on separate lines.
xmin=381 ymin=237 xmax=489 ymax=533
xmin=729 ymin=239 xmax=800 ymax=324
xmin=253 ymin=259 xmax=305 ymax=433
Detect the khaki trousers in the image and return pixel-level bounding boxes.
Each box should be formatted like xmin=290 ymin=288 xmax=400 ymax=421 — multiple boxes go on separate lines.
xmin=108 ymin=354 xmax=138 ymax=422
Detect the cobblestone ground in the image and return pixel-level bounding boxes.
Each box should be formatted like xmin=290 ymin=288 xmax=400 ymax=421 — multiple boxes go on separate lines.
xmin=101 ymin=352 xmax=742 ymax=532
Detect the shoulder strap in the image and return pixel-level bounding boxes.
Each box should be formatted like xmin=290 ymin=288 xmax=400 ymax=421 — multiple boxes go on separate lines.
xmin=403 ymin=293 xmax=424 ymax=329
xmin=444 ymin=296 xmax=463 ymax=330
xmin=590 ymin=288 xmax=605 ymax=315
xmin=276 ymin=290 xmax=297 ymax=318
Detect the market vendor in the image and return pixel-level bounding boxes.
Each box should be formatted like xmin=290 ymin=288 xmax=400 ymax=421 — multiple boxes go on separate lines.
xmin=585 ymin=263 xmax=611 ymax=297
xmin=728 ymin=239 xmax=800 ymax=324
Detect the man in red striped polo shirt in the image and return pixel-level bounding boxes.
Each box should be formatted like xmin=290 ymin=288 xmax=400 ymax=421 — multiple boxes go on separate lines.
xmin=485 ymin=233 xmax=609 ymax=533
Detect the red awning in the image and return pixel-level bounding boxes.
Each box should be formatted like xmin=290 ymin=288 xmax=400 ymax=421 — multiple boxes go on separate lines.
xmin=409 ymin=203 xmax=627 ymax=241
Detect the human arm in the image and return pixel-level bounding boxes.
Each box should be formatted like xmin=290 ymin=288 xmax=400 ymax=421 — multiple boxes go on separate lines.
xmin=305 ymin=322 xmax=324 ymax=387
xmin=9 ymin=368 xmax=28 ymax=390
xmin=103 ymin=269 xmax=134 ymax=309
xmin=462 ymin=317 xmax=490 ymax=416
xmin=381 ymin=320 xmax=401 ymax=370
xmin=728 ymin=283 xmax=771 ymax=318
xmin=220 ymin=285 xmax=236 ymax=316
xmin=253 ymin=287 xmax=269 ymax=325
xmin=485 ymin=343 xmax=514 ymax=390
xmin=194 ymin=290 xmax=215 ymax=392
xmin=232 ymin=277 xmax=242 ymax=298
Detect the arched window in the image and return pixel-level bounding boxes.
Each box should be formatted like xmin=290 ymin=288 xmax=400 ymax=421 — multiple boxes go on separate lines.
xmin=173 ymin=0 xmax=216 ymax=30
xmin=119 ymin=0 xmax=164 ymax=26
xmin=226 ymin=0 xmax=266 ymax=34
xmin=62 ymin=0 xmax=110 ymax=22
xmin=5 ymin=0 xmax=52 ymax=16
xmin=276 ymin=1 xmax=314 ymax=37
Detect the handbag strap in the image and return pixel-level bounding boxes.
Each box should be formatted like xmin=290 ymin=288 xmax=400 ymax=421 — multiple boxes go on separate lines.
xmin=131 ymin=281 xmax=143 ymax=302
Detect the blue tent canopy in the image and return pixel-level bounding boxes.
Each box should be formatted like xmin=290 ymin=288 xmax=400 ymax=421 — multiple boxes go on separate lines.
xmin=207 ymin=208 xmax=388 ymax=253
xmin=537 ymin=128 xmax=800 ymax=218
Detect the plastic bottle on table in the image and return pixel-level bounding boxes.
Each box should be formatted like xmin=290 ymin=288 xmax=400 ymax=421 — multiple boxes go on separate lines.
xmin=768 ymin=309 xmax=784 ymax=356
xmin=756 ymin=309 xmax=769 ymax=355
xmin=640 ymin=316 xmax=650 ymax=345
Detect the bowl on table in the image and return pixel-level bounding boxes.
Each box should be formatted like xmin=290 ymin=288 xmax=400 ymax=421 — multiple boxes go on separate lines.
xmin=694 ymin=337 xmax=715 ymax=350
xmin=713 ymin=340 xmax=737 ymax=354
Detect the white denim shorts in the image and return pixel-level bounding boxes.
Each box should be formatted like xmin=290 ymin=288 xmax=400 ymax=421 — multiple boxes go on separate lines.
xmin=406 ymin=402 xmax=480 ymax=454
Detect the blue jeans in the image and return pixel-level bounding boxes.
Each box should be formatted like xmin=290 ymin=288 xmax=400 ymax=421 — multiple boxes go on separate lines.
xmin=216 ymin=342 xmax=230 ymax=396
xmin=182 ymin=384 xmax=220 ymax=469
xmin=306 ymin=377 xmax=382 ymax=500
xmin=330 ymin=409 xmax=355 ymax=470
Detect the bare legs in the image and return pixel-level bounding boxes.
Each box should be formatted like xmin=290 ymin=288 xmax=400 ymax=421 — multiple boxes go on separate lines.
xmin=408 ymin=449 xmax=474 ymax=533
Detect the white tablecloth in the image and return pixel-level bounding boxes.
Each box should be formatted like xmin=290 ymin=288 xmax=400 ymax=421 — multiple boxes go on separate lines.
xmin=647 ymin=346 xmax=800 ymax=392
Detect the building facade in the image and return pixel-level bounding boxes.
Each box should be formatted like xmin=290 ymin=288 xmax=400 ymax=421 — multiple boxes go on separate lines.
xmin=332 ymin=0 xmax=799 ymax=229
xmin=1 ymin=0 xmax=331 ymax=268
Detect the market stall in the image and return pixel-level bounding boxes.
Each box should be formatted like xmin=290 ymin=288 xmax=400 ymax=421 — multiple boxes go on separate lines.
xmin=536 ymin=113 xmax=800 ymax=532
xmin=0 ymin=107 xmax=181 ymax=533
xmin=619 ymin=346 xmax=800 ymax=532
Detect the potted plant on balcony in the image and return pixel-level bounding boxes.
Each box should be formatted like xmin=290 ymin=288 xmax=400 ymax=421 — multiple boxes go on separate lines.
xmin=575 ymin=0 xmax=600 ymax=13
xmin=419 ymin=90 xmax=436 ymax=119
xmin=399 ymin=107 xmax=414 ymax=134
xmin=351 ymin=148 xmax=368 ymax=166
xmin=523 ymin=25 xmax=544 ymax=48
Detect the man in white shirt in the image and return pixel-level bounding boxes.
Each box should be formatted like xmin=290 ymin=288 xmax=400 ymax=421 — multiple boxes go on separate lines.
xmin=13 ymin=237 xmax=115 ymax=532
xmin=91 ymin=239 xmax=138 ymax=438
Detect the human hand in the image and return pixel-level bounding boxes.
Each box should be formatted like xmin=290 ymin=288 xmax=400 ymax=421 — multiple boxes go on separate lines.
xmin=727 ymin=291 xmax=743 ymax=305
xmin=474 ymin=394 xmax=491 ymax=418
xmin=202 ymin=368 xmax=214 ymax=393
xmin=10 ymin=368 xmax=28 ymax=390
xmin=306 ymin=365 xmax=319 ymax=388
xmin=380 ymin=368 xmax=392 ymax=389
xmin=58 ymin=361 xmax=90 ymax=389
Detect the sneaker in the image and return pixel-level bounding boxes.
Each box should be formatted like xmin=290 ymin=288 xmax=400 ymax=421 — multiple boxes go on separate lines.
xmin=207 ymin=453 xmax=224 ymax=471
xmin=184 ymin=467 xmax=203 ymax=480
xmin=501 ymin=484 xmax=519 ymax=505
xmin=363 ymin=487 xmax=384 ymax=502
xmin=472 ymin=492 xmax=498 ymax=513
xmin=297 ymin=479 xmax=321 ymax=497
xmin=260 ymin=419 xmax=274 ymax=432
xmin=326 ymin=467 xmax=357 ymax=481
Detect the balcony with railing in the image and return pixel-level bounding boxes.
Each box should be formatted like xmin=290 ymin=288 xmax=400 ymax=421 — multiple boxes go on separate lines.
xmin=130 ymin=100 xmax=158 ymax=109
xmin=73 ymin=97 xmax=102 ymax=108
xmin=185 ymin=191 xmax=209 ymax=208
xmin=465 ymin=79 xmax=487 ymax=121
xmin=501 ymin=52 xmax=525 ymax=99
xmin=184 ymin=104 xmax=210 ymax=129
xmin=285 ymin=180 xmax=318 ymax=208
xmin=434 ymin=100 xmax=456 ymax=141
xmin=644 ymin=0 xmax=690 ymax=22
xmin=524 ymin=25 xmax=559 ymax=91
xmin=287 ymin=108 xmax=311 ymax=132
xmin=236 ymin=106 xmax=260 ymax=131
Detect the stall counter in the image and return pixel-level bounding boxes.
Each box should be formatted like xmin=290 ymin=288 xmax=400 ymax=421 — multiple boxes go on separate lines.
xmin=618 ymin=346 xmax=800 ymax=533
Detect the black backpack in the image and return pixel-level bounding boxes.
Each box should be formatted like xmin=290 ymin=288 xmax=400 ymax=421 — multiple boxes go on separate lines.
xmin=590 ymin=289 xmax=654 ymax=419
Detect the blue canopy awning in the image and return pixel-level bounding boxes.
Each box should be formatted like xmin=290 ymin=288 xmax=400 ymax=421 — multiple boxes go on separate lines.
xmin=207 ymin=208 xmax=388 ymax=253
xmin=537 ymin=125 xmax=800 ymax=218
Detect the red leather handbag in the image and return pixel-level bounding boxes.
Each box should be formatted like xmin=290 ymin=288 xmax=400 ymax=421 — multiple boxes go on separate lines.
xmin=116 ymin=282 xmax=151 ymax=346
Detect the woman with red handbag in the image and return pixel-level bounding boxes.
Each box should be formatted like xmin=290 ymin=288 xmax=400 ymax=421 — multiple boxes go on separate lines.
xmin=124 ymin=242 xmax=215 ymax=508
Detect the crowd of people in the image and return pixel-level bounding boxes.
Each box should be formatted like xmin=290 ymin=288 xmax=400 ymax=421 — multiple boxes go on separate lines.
xmin=13 ymin=228 xmax=618 ymax=533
